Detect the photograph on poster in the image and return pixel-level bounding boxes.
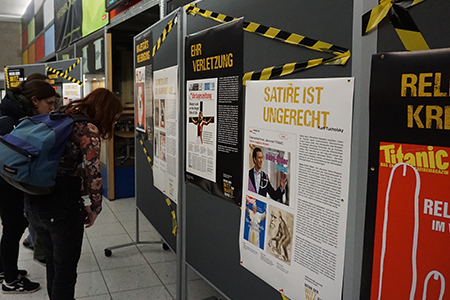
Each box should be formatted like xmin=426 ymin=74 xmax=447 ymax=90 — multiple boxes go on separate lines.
xmin=248 ymin=144 xmax=290 ymax=206
xmin=154 ymin=130 xmax=160 ymax=159
xmin=155 ymin=99 xmax=160 ymax=127
xmin=243 ymin=195 xmax=267 ymax=250
xmin=145 ymin=65 xmax=153 ymax=140
xmin=160 ymin=99 xmax=165 ymax=128
xmin=266 ymin=206 xmax=294 ymax=265
xmin=136 ymin=82 xmax=145 ymax=131
xmin=159 ymin=132 xmax=166 ymax=162
xmin=188 ymin=101 xmax=215 ymax=145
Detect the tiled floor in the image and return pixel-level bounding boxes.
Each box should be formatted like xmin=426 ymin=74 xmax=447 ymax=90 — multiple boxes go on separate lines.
xmin=4 ymin=197 xmax=222 ymax=300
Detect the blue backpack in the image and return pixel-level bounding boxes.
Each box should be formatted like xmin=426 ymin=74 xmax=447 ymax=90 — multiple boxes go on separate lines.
xmin=0 ymin=112 xmax=88 ymax=195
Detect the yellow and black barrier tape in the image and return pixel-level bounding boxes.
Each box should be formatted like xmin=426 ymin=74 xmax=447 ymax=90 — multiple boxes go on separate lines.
xmin=152 ymin=16 xmax=177 ymax=58
xmin=185 ymin=4 xmax=350 ymax=85
xmin=362 ymin=0 xmax=429 ymax=51
xmin=46 ymin=59 xmax=83 ymax=86
xmin=166 ymin=198 xmax=178 ymax=236
xmin=4 ymin=67 xmax=9 ymax=89
xmin=64 ymin=58 xmax=81 ymax=77
xmin=139 ymin=138 xmax=177 ymax=236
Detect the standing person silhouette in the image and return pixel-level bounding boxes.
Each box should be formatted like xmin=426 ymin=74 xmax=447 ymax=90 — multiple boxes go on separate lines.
xmin=245 ymin=200 xmax=266 ymax=247
xmin=0 ymin=79 xmax=56 ymax=294
xmin=23 ymin=88 xmax=122 ymax=300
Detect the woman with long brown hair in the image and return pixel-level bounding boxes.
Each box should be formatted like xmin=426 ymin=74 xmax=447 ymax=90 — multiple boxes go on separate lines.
xmin=23 ymin=88 xmax=122 ymax=300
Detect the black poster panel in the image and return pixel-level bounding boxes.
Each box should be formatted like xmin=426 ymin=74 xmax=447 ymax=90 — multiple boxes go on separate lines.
xmin=362 ymin=48 xmax=450 ymax=300
xmin=185 ymin=19 xmax=244 ymax=205
xmin=7 ymin=68 xmax=25 ymax=88
xmin=135 ymin=30 xmax=153 ymax=69
xmin=54 ymin=0 xmax=83 ymax=52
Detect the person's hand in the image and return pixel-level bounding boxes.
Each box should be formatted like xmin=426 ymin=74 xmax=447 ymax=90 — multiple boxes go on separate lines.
xmin=84 ymin=205 xmax=98 ymax=228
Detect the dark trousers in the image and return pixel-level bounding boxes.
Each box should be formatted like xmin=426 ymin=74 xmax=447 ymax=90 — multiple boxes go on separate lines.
xmin=24 ymin=177 xmax=85 ymax=300
xmin=0 ymin=183 xmax=28 ymax=283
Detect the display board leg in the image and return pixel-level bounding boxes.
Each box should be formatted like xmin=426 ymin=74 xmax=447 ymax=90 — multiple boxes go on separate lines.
xmin=104 ymin=208 xmax=169 ymax=257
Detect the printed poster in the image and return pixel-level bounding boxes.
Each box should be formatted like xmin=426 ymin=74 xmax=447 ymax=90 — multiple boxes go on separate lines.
xmin=185 ymin=18 xmax=244 ymax=204
xmin=153 ymin=66 xmax=179 ymax=203
xmin=239 ymin=78 xmax=354 ymax=300
xmin=62 ymin=83 xmax=82 ymax=105
xmin=363 ymin=49 xmax=450 ymax=299
xmin=135 ymin=66 xmax=146 ymax=132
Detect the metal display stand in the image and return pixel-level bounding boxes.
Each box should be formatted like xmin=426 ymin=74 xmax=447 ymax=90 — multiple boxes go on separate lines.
xmin=103 ymin=207 xmax=169 ymax=257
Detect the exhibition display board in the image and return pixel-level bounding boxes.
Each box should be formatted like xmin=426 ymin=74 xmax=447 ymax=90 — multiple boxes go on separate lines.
xmin=362 ymin=49 xmax=450 ymax=300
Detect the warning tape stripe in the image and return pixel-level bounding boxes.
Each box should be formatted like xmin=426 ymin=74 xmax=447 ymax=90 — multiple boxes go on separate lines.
xmin=242 ymin=52 xmax=350 ymax=85
xmin=64 ymin=58 xmax=81 ymax=76
xmin=46 ymin=67 xmax=83 ymax=86
xmin=186 ymin=4 xmax=350 ymax=84
xmin=139 ymin=138 xmax=177 ymax=236
xmin=362 ymin=0 xmax=428 ymax=50
xmin=4 ymin=67 xmax=9 ymax=89
xmin=186 ymin=4 xmax=349 ymax=56
xmin=152 ymin=17 xmax=177 ymax=58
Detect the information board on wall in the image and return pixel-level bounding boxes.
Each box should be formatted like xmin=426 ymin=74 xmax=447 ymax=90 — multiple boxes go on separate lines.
xmin=364 ymin=48 xmax=450 ymax=300
xmin=185 ymin=19 xmax=244 ymax=205
xmin=153 ymin=65 xmax=179 ymax=203
xmin=239 ymin=78 xmax=354 ymax=300
xmin=135 ymin=30 xmax=153 ymax=137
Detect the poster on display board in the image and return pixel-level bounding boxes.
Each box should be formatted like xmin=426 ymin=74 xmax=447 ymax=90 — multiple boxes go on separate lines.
xmin=363 ymin=48 xmax=450 ymax=300
xmin=239 ymin=78 xmax=354 ymax=300
xmin=153 ymin=66 xmax=179 ymax=203
xmin=134 ymin=30 xmax=153 ymax=137
xmin=5 ymin=68 xmax=24 ymax=88
xmin=62 ymin=83 xmax=82 ymax=105
xmin=185 ymin=19 xmax=244 ymax=205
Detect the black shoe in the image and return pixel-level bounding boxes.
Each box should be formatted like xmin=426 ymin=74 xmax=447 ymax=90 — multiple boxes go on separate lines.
xmin=22 ymin=239 xmax=34 ymax=251
xmin=0 ymin=270 xmax=27 ymax=283
xmin=2 ymin=277 xmax=40 ymax=294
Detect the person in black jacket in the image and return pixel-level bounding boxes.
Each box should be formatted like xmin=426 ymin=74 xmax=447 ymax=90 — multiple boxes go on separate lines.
xmin=0 ymin=80 xmax=55 ymax=294
xmin=248 ymin=147 xmax=286 ymax=202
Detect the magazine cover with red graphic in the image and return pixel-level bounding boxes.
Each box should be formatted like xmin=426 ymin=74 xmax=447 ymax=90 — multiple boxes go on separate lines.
xmin=371 ymin=142 xmax=450 ymax=299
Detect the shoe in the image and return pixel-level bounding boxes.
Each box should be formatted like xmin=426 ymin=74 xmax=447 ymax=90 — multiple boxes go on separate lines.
xmin=34 ymin=258 xmax=46 ymax=266
xmin=22 ymin=239 xmax=34 ymax=251
xmin=2 ymin=277 xmax=40 ymax=294
xmin=0 ymin=270 xmax=27 ymax=283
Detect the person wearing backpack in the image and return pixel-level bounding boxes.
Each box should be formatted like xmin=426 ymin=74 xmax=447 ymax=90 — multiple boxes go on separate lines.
xmin=0 ymin=79 xmax=56 ymax=294
xmin=23 ymin=88 xmax=122 ymax=300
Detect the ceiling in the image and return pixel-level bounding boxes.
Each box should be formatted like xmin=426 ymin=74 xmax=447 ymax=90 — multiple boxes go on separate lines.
xmin=0 ymin=0 xmax=32 ymax=21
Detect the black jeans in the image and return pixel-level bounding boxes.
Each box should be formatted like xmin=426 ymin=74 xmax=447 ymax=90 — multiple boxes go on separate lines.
xmin=24 ymin=177 xmax=86 ymax=300
xmin=0 ymin=183 xmax=28 ymax=283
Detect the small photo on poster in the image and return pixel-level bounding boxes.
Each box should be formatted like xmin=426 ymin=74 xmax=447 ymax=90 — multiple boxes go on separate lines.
xmin=266 ymin=206 xmax=294 ymax=265
xmin=155 ymin=99 xmax=160 ymax=127
xmin=160 ymin=132 xmax=166 ymax=162
xmin=160 ymin=99 xmax=166 ymax=128
xmin=154 ymin=130 xmax=160 ymax=158
xmin=188 ymin=100 xmax=214 ymax=145
xmin=243 ymin=195 xmax=267 ymax=250
xmin=248 ymin=144 xmax=290 ymax=205
xmin=136 ymin=82 xmax=145 ymax=131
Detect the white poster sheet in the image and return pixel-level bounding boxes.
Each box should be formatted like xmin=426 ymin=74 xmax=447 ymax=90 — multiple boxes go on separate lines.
xmin=62 ymin=83 xmax=82 ymax=105
xmin=239 ymin=78 xmax=354 ymax=300
xmin=186 ymin=78 xmax=218 ymax=182
xmin=135 ymin=67 xmax=146 ymax=132
xmin=153 ymin=66 xmax=179 ymax=203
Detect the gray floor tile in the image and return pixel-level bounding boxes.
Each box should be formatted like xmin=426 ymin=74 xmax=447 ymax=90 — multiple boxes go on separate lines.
xmin=85 ymin=222 xmax=127 ymax=238
xmin=139 ymin=243 xmax=177 ymax=264
xmin=78 ymin=294 xmax=112 ymax=300
xmin=102 ymin=264 xmax=162 ymax=293
xmin=94 ymin=245 xmax=149 ymax=271
xmin=78 ymin=251 xmax=101 ymax=274
xmin=74 ymin=271 xmax=109 ymax=298
xmin=151 ymin=261 xmax=177 ymax=285
xmin=111 ymin=285 xmax=174 ymax=300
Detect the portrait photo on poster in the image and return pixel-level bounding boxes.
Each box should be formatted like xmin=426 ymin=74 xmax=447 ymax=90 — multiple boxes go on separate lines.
xmin=243 ymin=195 xmax=267 ymax=250
xmin=248 ymin=144 xmax=290 ymax=206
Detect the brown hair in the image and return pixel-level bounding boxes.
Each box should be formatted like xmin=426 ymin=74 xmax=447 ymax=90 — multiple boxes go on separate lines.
xmin=64 ymin=88 xmax=123 ymax=139
xmin=8 ymin=80 xmax=56 ymax=115
xmin=17 ymin=73 xmax=50 ymax=88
